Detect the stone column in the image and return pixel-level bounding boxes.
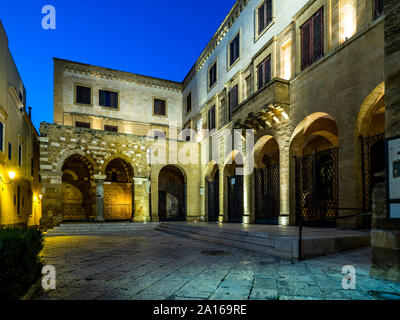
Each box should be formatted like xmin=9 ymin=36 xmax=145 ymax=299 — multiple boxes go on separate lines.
xmin=218 ymin=169 xmax=225 ymax=222
xmin=94 ymin=174 xmax=107 ymax=222
xmin=132 ymin=177 xmax=151 ymax=223
xmin=242 ymin=163 xmax=253 ymax=224
xmin=279 ymin=144 xmax=290 ymax=226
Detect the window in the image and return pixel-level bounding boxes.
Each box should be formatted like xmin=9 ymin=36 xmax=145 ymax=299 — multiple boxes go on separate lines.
xmin=76 ymin=85 xmax=91 ymax=105
xmin=18 ymin=145 xmax=22 ymax=167
xmin=8 ymin=142 xmax=11 ymax=161
xmin=374 ymin=0 xmax=384 ymax=20
xmin=258 ymin=0 xmax=273 ymax=35
xmin=209 ymin=62 xmax=217 ymax=88
xmin=17 ymin=185 xmax=20 ymax=215
xmin=154 ymin=99 xmax=167 ymax=116
xmin=76 ymin=121 xmax=91 ymax=129
xmin=208 ymin=106 xmax=216 ymax=131
xmin=229 ymin=85 xmax=239 ymax=119
xmin=104 ymin=125 xmax=118 ymax=133
xmin=301 ymin=7 xmax=324 ymax=71
xmin=0 ymin=122 xmax=3 ymax=152
xmin=31 ymin=158 xmax=34 ymax=177
xmin=99 ymin=90 xmax=118 ymax=109
xmin=229 ymin=34 xmax=240 ymax=67
xmin=257 ymin=55 xmax=271 ymax=90
xmin=186 ymin=93 xmax=192 ymax=114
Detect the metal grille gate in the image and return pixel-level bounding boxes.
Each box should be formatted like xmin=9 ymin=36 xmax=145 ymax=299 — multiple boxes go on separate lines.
xmin=361 ymin=133 xmax=385 ymax=228
xmin=158 ymin=182 xmax=186 ymax=221
xmin=295 ymin=148 xmax=339 ymax=226
xmin=227 ymin=175 xmax=243 ymax=223
xmin=63 ymin=203 xmax=88 ymax=221
xmin=104 ymin=204 xmax=133 ymax=220
xmin=255 ymin=164 xmax=280 ymax=224
xmin=207 ymin=176 xmax=219 ymax=222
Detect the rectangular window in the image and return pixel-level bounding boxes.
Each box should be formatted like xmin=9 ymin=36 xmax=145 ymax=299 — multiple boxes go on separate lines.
xmin=76 ymin=121 xmax=91 ymax=129
xmin=229 ymin=34 xmax=240 ymax=66
xmin=31 ymin=158 xmax=34 ymax=177
xmin=17 ymin=185 xmax=20 ymax=215
xmin=104 ymin=125 xmax=118 ymax=133
xmin=258 ymin=0 xmax=273 ymax=35
xmin=257 ymin=55 xmax=271 ymax=90
xmin=18 ymin=145 xmax=22 ymax=167
xmin=229 ymin=85 xmax=239 ymax=119
xmin=301 ymin=7 xmax=324 ymax=71
xmin=76 ymin=85 xmax=91 ymax=105
xmin=8 ymin=142 xmax=11 ymax=161
xmin=374 ymin=0 xmax=384 ymax=20
xmin=209 ymin=63 xmax=217 ymax=88
xmin=0 ymin=122 xmax=3 ymax=152
xmin=186 ymin=93 xmax=192 ymax=114
xmin=154 ymin=99 xmax=167 ymax=116
xmin=99 ymin=90 xmax=118 ymax=109
xmin=208 ymin=105 xmax=216 ymax=131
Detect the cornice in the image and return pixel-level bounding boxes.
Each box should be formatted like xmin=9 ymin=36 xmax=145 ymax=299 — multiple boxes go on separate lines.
xmin=54 ymin=58 xmax=183 ymax=93
xmin=182 ymin=0 xmax=249 ymax=90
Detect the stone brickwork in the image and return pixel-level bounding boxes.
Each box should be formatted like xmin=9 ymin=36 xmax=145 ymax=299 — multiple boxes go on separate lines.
xmin=39 ymin=123 xmax=200 ymax=229
xmin=369 ymin=0 xmax=400 ymax=281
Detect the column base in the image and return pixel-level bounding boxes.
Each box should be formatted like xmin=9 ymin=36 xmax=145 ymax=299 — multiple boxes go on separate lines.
xmin=131 ymin=216 xmax=151 ymax=223
xmin=94 ymin=217 xmax=105 ymax=222
xmin=278 ymin=215 xmax=290 ymax=226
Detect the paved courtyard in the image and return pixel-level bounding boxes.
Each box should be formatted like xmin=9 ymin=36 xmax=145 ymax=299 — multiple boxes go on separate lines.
xmin=33 ymin=230 xmax=400 ymax=300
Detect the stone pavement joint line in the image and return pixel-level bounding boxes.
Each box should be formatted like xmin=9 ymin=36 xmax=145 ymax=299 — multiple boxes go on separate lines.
xmin=32 ymin=231 xmax=400 ymax=300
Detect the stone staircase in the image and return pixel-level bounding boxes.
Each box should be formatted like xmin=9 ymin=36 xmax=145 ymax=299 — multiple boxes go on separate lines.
xmin=156 ymin=222 xmax=371 ymax=260
xmin=45 ymin=222 xmax=159 ymax=236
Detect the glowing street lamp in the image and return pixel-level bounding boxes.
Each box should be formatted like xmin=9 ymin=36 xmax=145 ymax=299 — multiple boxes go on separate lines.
xmin=0 ymin=171 xmax=16 ymax=185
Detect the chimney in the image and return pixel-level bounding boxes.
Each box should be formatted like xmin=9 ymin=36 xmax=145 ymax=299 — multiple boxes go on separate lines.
xmin=28 ymin=106 xmax=32 ymax=119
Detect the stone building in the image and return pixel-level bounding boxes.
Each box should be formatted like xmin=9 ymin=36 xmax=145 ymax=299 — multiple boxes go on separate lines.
xmin=0 ymin=20 xmax=42 ymax=227
xmin=40 ymin=0 xmax=388 ymax=232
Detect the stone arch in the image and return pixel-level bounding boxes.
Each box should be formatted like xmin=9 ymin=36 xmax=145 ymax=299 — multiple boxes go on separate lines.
xmin=157 ymin=165 xmax=187 ymax=221
xmin=101 ymin=153 xmax=138 ymax=177
xmin=253 ymin=135 xmax=280 ymax=169
xmin=290 ymin=112 xmax=339 ymax=156
xmin=61 ymin=153 xmax=96 ymax=221
xmin=223 ymin=150 xmax=244 ymax=176
xmin=56 ymin=149 xmax=99 ymax=175
xmin=356 ymin=82 xmax=385 ymax=137
xmin=205 ymin=161 xmax=220 ymax=182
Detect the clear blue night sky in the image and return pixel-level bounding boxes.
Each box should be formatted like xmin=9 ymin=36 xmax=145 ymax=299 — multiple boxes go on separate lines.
xmin=0 ymin=0 xmax=236 ymax=130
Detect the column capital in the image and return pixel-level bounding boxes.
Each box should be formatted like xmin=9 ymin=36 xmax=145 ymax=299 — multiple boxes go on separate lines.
xmin=93 ymin=174 xmax=107 ymax=181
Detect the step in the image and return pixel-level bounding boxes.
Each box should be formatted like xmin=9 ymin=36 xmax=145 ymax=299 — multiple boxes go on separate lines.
xmin=156 ymin=223 xmax=370 ymax=260
xmin=44 ymin=222 xmax=159 ymax=235
xmin=156 ymin=223 xmax=295 ymax=259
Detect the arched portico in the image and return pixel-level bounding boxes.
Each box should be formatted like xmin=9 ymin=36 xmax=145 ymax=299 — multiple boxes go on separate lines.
xmin=205 ymin=161 xmax=220 ymax=222
xmin=253 ymin=135 xmax=280 ymax=224
xmin=290 ymin=113 xmax=339 ymax=226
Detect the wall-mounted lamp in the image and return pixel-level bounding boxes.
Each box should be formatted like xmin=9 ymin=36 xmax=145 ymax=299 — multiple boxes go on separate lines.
xmin=39 ymin=194 xmax=43 ymax=200
xmin=0 ymin=171 xmax=16 ymax=185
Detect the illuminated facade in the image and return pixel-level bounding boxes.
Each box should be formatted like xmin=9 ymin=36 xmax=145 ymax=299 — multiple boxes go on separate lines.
xmin=40 ymin=0 xmax=386 ymax=230
xmin=0 ymin=20 xmax=42 ymax=227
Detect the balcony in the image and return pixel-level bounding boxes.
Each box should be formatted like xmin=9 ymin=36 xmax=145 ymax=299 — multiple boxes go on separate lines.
xmin=231 ymin=78 xmax=290 ymax=131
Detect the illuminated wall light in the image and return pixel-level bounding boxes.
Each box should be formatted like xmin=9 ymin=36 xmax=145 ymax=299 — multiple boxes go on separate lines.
xmin=8 ymin=171 xmax=16 ymax=180
xmin=280 ymin=40 xmax=292 ymax=80
xmin=340 ymin=0 xmax=357 ymax=42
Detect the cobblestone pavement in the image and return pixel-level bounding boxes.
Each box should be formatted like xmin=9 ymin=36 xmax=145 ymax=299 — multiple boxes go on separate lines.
xmin=33 ymin=231 xmax=400 ymax=300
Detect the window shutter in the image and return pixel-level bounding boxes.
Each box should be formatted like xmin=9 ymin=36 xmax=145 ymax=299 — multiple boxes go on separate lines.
xmin=111 ymin=92 xmax=118 ymax=108
xmin=258 ymin=3 xmax=265 ymax=34
xmin=266 ymin=0 xmax=272 ymax=25
xmin=257 ymin=63 xmax=264 ymax=90
xmin=313 ymin=9 xmax=324 ymax=61
xmin=265 ymin=57 xmax=271 ymax=84
xmin=301 ymin=21 xmax=312 ymax=70
xmin=99 ymin=90 xmax=105 ymax=106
